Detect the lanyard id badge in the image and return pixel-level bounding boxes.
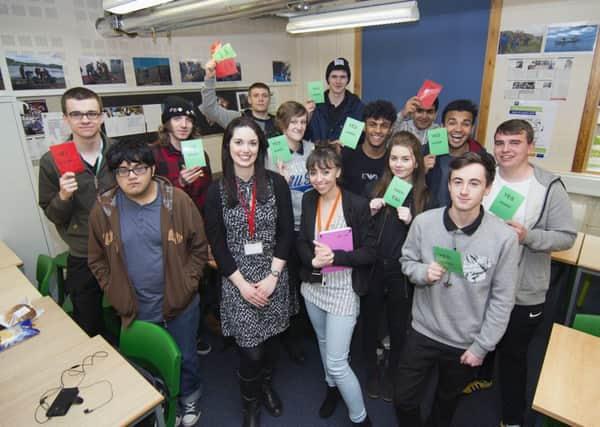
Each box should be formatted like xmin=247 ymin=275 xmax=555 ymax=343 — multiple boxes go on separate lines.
xmin=244 ymin=240 xmax=263 ymax=256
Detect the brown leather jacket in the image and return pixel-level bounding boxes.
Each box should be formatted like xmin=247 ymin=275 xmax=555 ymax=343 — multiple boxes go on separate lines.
xmin=88 ymin=176 xmax=208 ymax=327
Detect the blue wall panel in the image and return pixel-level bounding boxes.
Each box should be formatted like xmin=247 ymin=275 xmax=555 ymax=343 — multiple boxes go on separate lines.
xmin=362 ymin=0 xmax=491 ymax=122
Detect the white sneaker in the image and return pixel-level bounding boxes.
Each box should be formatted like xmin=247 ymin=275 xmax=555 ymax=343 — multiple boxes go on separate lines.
xmin=181 ymin=399 xmax=201 ymax=427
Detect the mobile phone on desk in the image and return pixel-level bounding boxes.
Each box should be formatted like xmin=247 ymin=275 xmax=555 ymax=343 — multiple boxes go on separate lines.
xmin=46 ymin=387 xmax=79 ymax=417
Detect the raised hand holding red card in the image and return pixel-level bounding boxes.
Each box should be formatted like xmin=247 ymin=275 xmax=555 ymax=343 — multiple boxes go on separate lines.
xmin=49 ymin=141 xmax=85 ymax=175
xmin=417 ymin=80 xmax=443 ymax=109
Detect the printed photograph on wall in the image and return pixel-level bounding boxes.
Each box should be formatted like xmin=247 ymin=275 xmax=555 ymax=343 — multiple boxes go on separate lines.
xmin=79 ymin=57 xmax=126 ymax=85
xmin=544 ymin=24 xmax=598 ymax=53
xmin=21 ymin=100 xmax=48 ymax=136
xmin=236 ymin=91 xmax=250 ymax=111
xmin=179 ymin=59 xmax=206 ymax=83
xmin=5 ymin=53 xmax=66 ymax=90
xmin=272 ymin=60 xmax=292 ymax=82
xmin=216 ymin=62 xmax=242 ymax=82
xmin=133 ymin=57 xmax=172 ymax=86
xmin=498 ymin=26 xmax=544 ymax=54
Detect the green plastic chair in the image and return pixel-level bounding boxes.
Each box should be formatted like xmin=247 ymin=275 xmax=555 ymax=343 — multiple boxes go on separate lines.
xmin=53 ymin=251 xmax=69 ymax=305
xmin=573 ymin=313 xmax=600 ymax=337
xmin=120 ymin=320 xmax=181 ymax=427
xmin=36 ymin=254 xmax=56 ymax=297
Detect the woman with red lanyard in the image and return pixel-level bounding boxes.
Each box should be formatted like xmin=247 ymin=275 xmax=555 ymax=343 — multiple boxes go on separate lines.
xmin=297 ymin=144 xmax=376 ymax=426
xmin=203 ymin=116 xmax=294 ymax=427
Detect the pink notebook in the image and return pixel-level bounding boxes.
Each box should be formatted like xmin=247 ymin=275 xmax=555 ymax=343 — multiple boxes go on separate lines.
xmin=318 ymin=227 xmax=353 ymax=273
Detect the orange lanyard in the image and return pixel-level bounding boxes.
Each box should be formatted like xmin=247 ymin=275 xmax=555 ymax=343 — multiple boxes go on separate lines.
xmin=317 ymin=191 xmax=341 ymax=234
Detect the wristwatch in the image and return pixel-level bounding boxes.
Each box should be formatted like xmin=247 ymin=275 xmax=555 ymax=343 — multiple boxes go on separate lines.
xmin=270 ymin=270 xmax=281 ymax=278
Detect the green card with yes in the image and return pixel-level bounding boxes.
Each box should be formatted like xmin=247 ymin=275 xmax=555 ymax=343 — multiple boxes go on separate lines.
xmin=433 ymin=246 xmax=463 ymax=275
xmin=268 ymin=135 xmax=292 ymax=164
xmin=383 ymin=176 xmax=413 ymax=208
xmin=489 ymin=186 xmax=525 ymax=220
xmin=339 ymin=117 xmax=365 ymax=150
xmin=307 ymin=81 xmax=325 ymax=104
xmin=427 ymin=128 xmax=449 ymax=155
xmin=181 ymin=139 xmax=206 ymax=168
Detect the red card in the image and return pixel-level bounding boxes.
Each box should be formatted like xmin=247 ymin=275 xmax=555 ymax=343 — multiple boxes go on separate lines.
xmin=215 ymin=57 xmax=238 ymax=78
xmin=210 ymin=40 xmax=222 ymax=56
xmin=417 ymin=80 xmax=443 ymax=109
xmin=49 ymin=141 xmax=85 ymax=175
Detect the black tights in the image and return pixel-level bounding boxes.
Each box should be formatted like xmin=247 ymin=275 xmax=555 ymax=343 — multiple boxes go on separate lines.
xmin=238 ymin=336 xmax=280 ymax=379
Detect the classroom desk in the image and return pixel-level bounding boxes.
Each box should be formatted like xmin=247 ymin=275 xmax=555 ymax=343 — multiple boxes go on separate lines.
xmin=0 ymin=240 xmax=23 ymax=269
xmin=0 ymin=265 xmax=41 ymax=306
xmin=551 ymin=231 xmax=585 ymax=265
xmin=565 ymin=234 xmax=600 ymax=325
xmin=532 ymin=323 xmax=600 ymax=427
xmin=0 ymin=334 xmax=164 ymax=427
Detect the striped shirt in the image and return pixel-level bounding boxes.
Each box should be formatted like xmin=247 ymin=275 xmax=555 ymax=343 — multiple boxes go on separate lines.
xmin=301 ymin=201 xmax=359 ymax=316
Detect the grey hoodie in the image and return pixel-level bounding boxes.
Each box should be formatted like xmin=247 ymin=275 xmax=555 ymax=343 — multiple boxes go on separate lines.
xmin=401 ymin=207 xmax=520 ymax=358
xmin=516 ymin=165 xmax=576 ymax=305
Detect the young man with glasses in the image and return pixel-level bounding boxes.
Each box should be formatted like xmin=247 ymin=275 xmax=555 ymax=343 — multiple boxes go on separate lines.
xmin=38 ymin=87 xmax=115 ymax=337
xmin=394 ymin=152 xmax=519 ymax=427
xmin=88 ymin=139 xmax=208 ymax=427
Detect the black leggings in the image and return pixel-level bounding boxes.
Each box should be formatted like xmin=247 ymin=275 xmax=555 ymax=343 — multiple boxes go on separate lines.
xmin=238 ymin=336 xmax=280 ymax=379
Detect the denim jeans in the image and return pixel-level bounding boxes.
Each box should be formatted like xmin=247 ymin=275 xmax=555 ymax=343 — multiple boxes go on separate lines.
xmin=163 ymin=294 xmax=203 ymax=403
xmin=305 ymin=299 xmax=367 ymax=423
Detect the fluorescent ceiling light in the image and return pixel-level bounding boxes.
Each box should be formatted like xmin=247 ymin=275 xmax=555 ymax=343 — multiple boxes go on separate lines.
xmin=103 ymin=0 xmax=176 ymax=14
xmin=286 ymin=0 xmax=419 ymax=34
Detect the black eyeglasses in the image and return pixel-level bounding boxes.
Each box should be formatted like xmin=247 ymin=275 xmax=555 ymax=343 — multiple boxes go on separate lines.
xmin=115 ymin=165 xmax=149 ymax=177
xmin=67 ymin=111 xmax=102 ymax=120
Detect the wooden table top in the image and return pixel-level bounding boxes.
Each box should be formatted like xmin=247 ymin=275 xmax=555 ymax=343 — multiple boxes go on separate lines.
xmin=532 ymin=323 xmax=600 ymax=427
xmin=0 ymin=265 xmax=41 ymax=309
xmin=0 ymin=334 xmax=164 ymax=426
xmin=577 ymin=233 xmax=600 ymax=271
xmin=551 ymin=232 xmax=585 ymax=266
xmin=0 ymin=240 xmax=23 ymax=269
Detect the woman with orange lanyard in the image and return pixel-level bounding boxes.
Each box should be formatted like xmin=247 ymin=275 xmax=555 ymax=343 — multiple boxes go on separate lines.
xmin=297 ymin=144 xmax=376 ymax=426
xmin=203 ymin=116 xmax=294 ymax=427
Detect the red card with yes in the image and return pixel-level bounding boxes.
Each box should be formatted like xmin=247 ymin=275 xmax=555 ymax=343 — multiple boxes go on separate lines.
xmin=215 ymin=57 xmax=238 ymax=78
xmin=417 ymin=80 xmax=443 ymax=109
xmin=49 ymin=141 xmax=85 ymax=175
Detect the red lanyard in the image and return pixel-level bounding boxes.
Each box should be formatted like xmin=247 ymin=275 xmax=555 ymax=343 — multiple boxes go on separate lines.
xmin=317 ymin=191 xmax=341 ymax=234
xmin=237 ymin=178 xmax=257 ymax=239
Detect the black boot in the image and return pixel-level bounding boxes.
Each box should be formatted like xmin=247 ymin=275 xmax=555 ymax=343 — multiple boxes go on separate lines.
xmin=239 ymin=372 xmax=261 ymax=427
xmin=352 ymin=415 xmax=372 ymax=426
xmin=261 ymin=369 xmax=282 ymax=417
xmin=319 ymin=385 xmax=340 ymax=418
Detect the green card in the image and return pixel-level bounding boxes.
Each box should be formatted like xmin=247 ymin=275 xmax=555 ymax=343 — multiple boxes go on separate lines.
xmin=339 ymin=117 xmax=365 ymax=150
xmin=427 ymin=128 xmax=449 ymax=155
xmin=307 ymin=81 xmax=325 ymax=104
xmin=383 ymin=176 xmax=413 ymax=208
xmin=219 ymin=43 xmax=237 ymax=59
xmin=433 ymin=246 xmax=463 ymax=275
xmin=268 ymin=135 xmax=292 ymax=164
xmin=489 ymin=186 xmax=525 ymax=220
xmin=181 ymin=139 xmax=206 ymax=168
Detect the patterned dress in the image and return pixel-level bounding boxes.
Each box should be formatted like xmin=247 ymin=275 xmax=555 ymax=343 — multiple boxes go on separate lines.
xmin=219 ymin=176 xmax=291 ymax=347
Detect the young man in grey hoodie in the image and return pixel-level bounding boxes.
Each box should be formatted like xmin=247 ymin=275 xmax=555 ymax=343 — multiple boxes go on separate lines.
xmin=395 ymin=152 xmax=520 ymax=427
xmin=483 ymin=119 xmax=576 ymax=427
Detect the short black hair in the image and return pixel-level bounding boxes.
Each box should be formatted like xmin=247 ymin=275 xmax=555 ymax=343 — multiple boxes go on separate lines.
xmin=363 ymin=100 xmax=397 ymax=123
xmin=448 ymin=151 xmax=496 ymax=187
xmin=106 ymin=138 xmax=155 ymax=171
xmin=495 ymin=119 xmax=534 ymax=144
xmin=442 ymin=99 xmax=478 ymax=124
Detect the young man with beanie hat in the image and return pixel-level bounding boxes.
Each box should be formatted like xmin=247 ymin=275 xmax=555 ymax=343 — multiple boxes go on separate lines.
xmin=199 ymin=58 xmax=278 ymax=138
xmin=305 ymin=57 xmax=365 ymax=143
xmin=152 ymin=95 xmax=213 ymax=212
xmin=38 ymin=86 xmax=115 ymax=338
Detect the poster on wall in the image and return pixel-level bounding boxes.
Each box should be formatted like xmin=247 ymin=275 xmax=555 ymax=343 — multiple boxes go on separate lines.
xmin=20 ymin=100 xmax=49 ymax=162
xmin=179 ymin=59 xmax=206 ymax=83
xmin=498 ymin=26 xmax=544 ymax=54
xmin=272 ymin=61 xmax=291 ymax=82
xmin=507 ymin=101 xmax=558 ymax=159
xmin=79 ymin=57 xmax=126 ymax=85
xmin=236 ymin=91 xmax=249 ymax=111
xmin=504 ymin=56 xmax=573 ymax=101
xmin=132 ymin=57 xmax=172 ymax=86
xmin=587 ymin=136 xmax=600 ymax=171
xmin=103 ymin=105 xmax=146 ymax=137
xmin=5 ymin=53 xmax=66 ymax=90
xmin=545 ymin=24 xmax=598 ymax=53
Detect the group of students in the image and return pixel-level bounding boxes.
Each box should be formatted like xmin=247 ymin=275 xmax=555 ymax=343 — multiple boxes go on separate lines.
xmin=36 ymin=55 xmax=577 ymax=427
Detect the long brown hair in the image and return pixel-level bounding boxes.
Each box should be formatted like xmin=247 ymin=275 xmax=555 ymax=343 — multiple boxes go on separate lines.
xmin=371 ymin=131 xmax=431 ymax=215
xmin=156 ymin=120 xmax=201 ymax=147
